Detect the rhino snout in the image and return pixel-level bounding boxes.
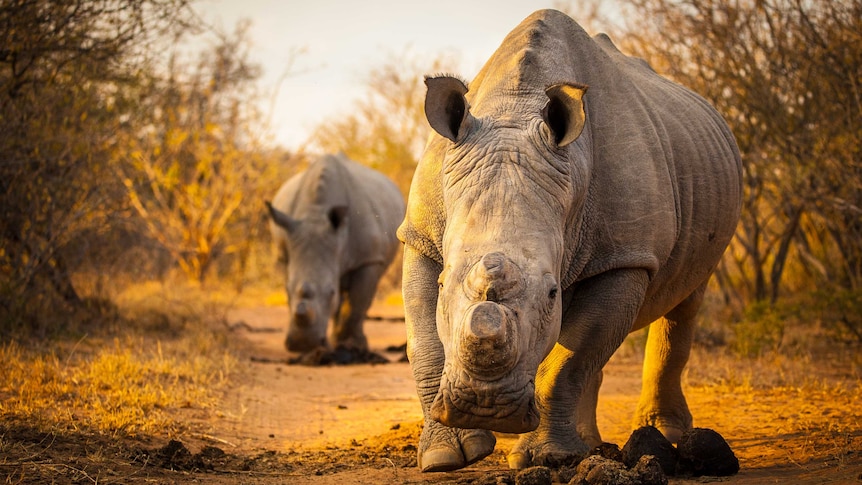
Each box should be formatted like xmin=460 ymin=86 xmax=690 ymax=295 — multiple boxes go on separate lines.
xmin=459 ymin=301 xmax=519 ymax=379
xmin=285 ymin=297 xmax=325 ymax=352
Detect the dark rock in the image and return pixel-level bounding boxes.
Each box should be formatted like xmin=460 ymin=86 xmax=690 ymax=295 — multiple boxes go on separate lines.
xmin=622 ymin=426 xmax=678 ymax=475
xmin=589 ymin=442 xmax=623 ymax=462
xmin=677 ymin=428 xmax=739 ymax=477
xmin=632 ymin=455 xmax=668 ymax=485
xmin=516 ymin=465 xmax=552 ymax=485
xmin=155 ymin=439 xmax=193 ymax=470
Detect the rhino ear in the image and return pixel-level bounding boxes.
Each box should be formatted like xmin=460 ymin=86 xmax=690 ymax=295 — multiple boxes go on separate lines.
xmin=266 ymin=201 xmax=298 ymax=232
xmin=543 ymin=83 xmax=588 ymax=147
xmin=328 ymin=205 xmax=348 ymax=230
xmin=424 ymin=75 xmax=471 ymax=142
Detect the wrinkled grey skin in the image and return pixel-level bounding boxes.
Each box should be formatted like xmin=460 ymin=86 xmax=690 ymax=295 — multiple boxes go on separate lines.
xmin=268 ymin=153 xmax=405 ymax=352
xmin=397 ymin=10 xmax=742 ymax=472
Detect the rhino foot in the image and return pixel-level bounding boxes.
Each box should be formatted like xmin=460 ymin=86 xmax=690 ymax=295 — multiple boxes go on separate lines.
xmin=418 ymin=420 xmax=496 ymax=472
xmin=634 ymin=408 xmax=693 ymax=444
xmin=507 ymin=427 xmax=591 ymax=469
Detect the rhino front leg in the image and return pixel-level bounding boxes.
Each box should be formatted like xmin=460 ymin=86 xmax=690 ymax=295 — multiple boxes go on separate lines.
xmin=508 ymin=269 xmax=650 ymax=469
xmin=331 ymin=264 xmax=385 ymax=351
xmin=402 ymin=247 xmax=496 ymax=472
xmin=634 ymin=283 xmax=702 ymax=442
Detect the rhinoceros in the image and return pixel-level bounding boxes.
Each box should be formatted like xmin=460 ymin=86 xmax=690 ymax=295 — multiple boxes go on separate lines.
xmin=267 ymin=153 xmax=405 ymax=353
xmin=397 ymin=10 xmax=743 ymax=472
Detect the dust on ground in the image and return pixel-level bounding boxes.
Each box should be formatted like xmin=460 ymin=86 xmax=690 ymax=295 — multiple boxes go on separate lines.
xmin=2 ymin=303 xmax=861 ymax=484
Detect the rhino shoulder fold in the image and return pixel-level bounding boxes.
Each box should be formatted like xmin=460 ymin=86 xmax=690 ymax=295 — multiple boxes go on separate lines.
xmin=397 ymin=220 xmax=443 ymax=266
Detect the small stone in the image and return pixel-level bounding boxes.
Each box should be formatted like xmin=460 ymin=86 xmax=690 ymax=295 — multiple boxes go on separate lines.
xmin=677 ymin=428 xmax=739 ymax=477
xmin=622 ymin=426 xmax=678 ymax=475
xmin=557 ymin=464 xmax=580 ymax=484
xmin=572 ymin=455 xmax=638 ymax=485
xmin=632 ymin=455 xmax=668 ymax=485
xmin=516 ymin=465 xmax=552 ymax=485
xmin=476 ymin=471 xmax=515 ymax=485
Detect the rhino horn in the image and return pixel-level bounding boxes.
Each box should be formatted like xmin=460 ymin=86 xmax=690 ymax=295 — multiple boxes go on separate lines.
xmin=266 ymin=201 xmax=299 ymax=232
xmin=466 ymin=252 xmax=525 ymax=302
xmin=459 ymin=301 xmax=518 ymax=377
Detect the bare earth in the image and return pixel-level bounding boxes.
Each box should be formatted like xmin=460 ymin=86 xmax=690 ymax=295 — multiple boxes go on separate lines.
xmin=3 ymin=304 xmax=860 ymax=484
xmin=153 ymin=303 xmax=859 ymax=484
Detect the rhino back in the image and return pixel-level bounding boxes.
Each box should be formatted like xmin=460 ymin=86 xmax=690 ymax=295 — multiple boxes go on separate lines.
xmin=570 ymin=28 xmax=742 ymax=314
xmin=272 ymin=154 xmax=405 ymax=270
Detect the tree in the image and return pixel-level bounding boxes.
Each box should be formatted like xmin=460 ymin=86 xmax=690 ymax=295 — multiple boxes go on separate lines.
xmin=0 ymin=0 xmax=196 ymax=331
xmin=617 ymin=0 xmax=862 ymax=315
xmin=119 ymin=22 xmax=283 ymax=283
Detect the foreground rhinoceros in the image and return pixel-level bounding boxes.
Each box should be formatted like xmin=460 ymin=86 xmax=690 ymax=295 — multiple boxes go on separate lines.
xmin=267 ymin=153 xmax=405 ymax=352
xmin=397 ymin=10 xmax=742 ymax=472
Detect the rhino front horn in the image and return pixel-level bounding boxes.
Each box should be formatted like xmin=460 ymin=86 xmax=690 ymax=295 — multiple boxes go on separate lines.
xmin=459 ymin=301 xmax=518 ymax=378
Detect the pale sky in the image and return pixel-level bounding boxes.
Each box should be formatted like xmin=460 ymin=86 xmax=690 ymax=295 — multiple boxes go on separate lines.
xmin=197 ymin=0 xmax=618 ymax=149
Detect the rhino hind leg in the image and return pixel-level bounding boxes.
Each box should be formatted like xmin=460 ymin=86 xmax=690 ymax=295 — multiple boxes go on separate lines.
xmin=634 ymin=284 xmax=703 ymax=443
xmin=418 ymin=420 xmax=496 ymax=472
xmin=331 ymin=264 xmax=385 ymax=351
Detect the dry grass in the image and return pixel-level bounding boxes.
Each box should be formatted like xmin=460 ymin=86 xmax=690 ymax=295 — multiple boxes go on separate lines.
xmin=0 ymin=337 xmax=234 ymax=438
xmin=0 ymin=281 xmax=240 ymax=440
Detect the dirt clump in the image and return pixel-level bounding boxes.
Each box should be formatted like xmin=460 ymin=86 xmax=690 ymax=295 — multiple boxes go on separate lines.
xmin=516 ymin=465 xmax=552 ymax=485
xmin=146 ymin=440 xmax=234 ymax=472
xmin=287 ymin=344 xmax=391 ymax=365
xmin=621 ymin=426 xmax=678 ymax=475
xmin=676 ymin=427 xmax=739 ymax=476
xmin=591 ymin=442 xmax=624 ymax=462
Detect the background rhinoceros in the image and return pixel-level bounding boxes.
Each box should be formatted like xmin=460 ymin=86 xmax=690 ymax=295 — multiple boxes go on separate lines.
xmin=267 ymin=153 xmax=404 ymax=353
xmin=398 ymin=10 xmax=743 ymax=472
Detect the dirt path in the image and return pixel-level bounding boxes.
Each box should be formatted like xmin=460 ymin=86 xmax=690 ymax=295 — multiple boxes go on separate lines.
xmin=201 ymin=304 xmax=862 ymax=484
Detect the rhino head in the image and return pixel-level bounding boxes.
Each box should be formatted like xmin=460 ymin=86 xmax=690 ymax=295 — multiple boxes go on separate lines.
xmin=267 ymin=202 xmax=348 ymax=352
xmin=423 ymin=76 xmax=588 ymax=433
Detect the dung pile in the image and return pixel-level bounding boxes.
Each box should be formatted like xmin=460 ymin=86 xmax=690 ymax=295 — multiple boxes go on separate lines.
xmin=494 ymin=426 xmax=738 ymax=485
xmin=287 ymin=344 xmax=390 ymax=365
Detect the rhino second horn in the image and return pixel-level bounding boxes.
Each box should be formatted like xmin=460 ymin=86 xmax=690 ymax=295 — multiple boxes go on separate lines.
xmin=466 ymin=252 xmax=525 ymax=302
xmin=459 ymin=302 xmax=518 ymax=378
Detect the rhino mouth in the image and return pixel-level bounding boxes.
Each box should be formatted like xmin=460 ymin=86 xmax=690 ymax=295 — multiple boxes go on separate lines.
xmin=430 ymin=369 xmax=539 ymax=434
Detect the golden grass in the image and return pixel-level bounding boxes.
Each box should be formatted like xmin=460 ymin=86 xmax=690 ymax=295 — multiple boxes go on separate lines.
xmin=0 ymin=280 xmax=242 ymax=439
xmin=0 ymin=336 xmax=236 ymax=437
